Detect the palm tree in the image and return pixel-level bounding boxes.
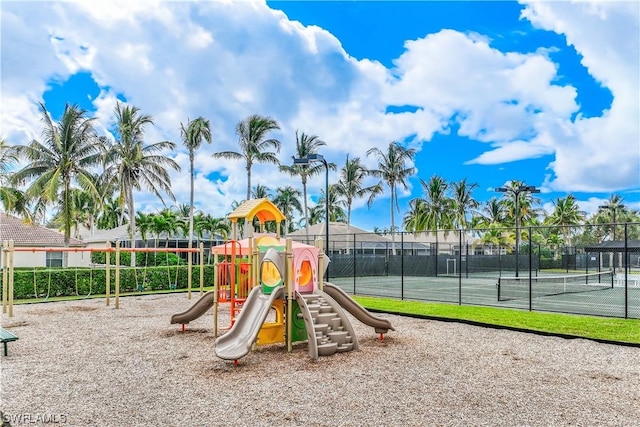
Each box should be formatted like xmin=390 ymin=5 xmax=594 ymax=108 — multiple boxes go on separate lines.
xmin=84 ymin=166 xmax=117 ymax=231
xmin=227 ymin=199 xmax=246 ymax=239
xmin=181 ymin=117 xmax=212 ymax=248
xmin=176 ymin=216 xmax=189 ymax=239
xmin=88 ymin=181 xmax=105 ymax=236
xmin=152 ymin=208 xmax=180 ymax=247
xmin=477 ymin=224 xmax=514 ymax=255
xmin=251 ymin=184 xmax=271 ymax=199
xmin=594 ymin=194 xmax=629 ymax=241
xmin=403 ymin=198 xmax=426 ymax=233
xmin=65 ymin=176 xmax=105 ymax=237
xmin=213 ymin=114 xmax=281 ymax=201
xmin=546 ymin=232 xmax=564 ymax=260
xmin=0 ymin=138 xmax=17 ymax=174
xmin=149 ymin=208 xmax=180 ymax=281
xmin=12 ymin=102 xmax=102 ymax=254
xmin=196 ymin=214 xmax=230 ymax=263
xmin=319 ymin=184 xmax=346 ymax=223
xmin=135 ymin=211 xmax=153 ymax=248
xmin=205 ymin=215 xmax=230 ymax=242
xmin=451 ymin=178 xmax=479 ymax=230
xmin=366 ymin=141 xmax=416 ymax=254
xmin=170 ymin=204 xmax=190 ymax=238
xmin=172 ymin=203 xmax=191 ymax=220
xmin=26 ymin=199 xmax=49 ymax=225
xmin=103 ymin=103 xmax=180 ymax=264
xmin=193 ymin=212 xmax=209 ymax=242
xmin=96 ymin=197 xmax=124 ymax=230
xmin=307 ymin=205 xmax=324 ymax=226
xmin=335 ymin=155 xmax=377 ymax=237
xmin=0 ymin=138 xmax=33 ymax=221
xmin=544 ymin=195 xmax=586 ymax=247
xmin=472 ymin=197 xmax=505 ymax=229
xmin=0 ymin=188 xmax=33 ymax=221
xmin=279 ymin=131 xmax=332 ymax=238
xmin=497 ymin=180 xmax=541 ymax=243
xmin=272 ymin=185 xmax=303 ymax=234
xmin=409 ymin=176 xmax=453 ymax=230
xmin=0 ymin=138 xmax=19 ymax=203
xmin=403 ymin=175 xmax=455 ymax=255
xmin=68 ymin=188 xmax=93 ymax=238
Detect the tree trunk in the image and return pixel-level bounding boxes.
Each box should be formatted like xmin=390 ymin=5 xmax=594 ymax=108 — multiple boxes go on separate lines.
xmin=346 ymin=203 xmax=352 ymax=254
xmin=246 ymin=163 xmax=251 ymax=201
xmin=303 ymin=177 xmax=309 ymax=243
xmin=63 ymin=179 xmax=70 ymax=267
xmin=128 ymin=188 xmax=136 ymax=267
xmin=188 ymin=153 xmax=195 ymax=253
xmin=390 ymin=185 xmax=396 ymax=256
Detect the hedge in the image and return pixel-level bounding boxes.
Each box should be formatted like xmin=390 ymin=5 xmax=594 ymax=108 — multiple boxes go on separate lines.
xmin=91 ymin=251 xmax=184 ymax=267
xmin=539 ymin=257 xmax=564 ymax=270
xmin=4 ymin=265 xmax=216 ymax=300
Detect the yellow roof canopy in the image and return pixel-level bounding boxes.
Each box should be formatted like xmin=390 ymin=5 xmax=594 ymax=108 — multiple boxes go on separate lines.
xmin=226 ymin=198 xmax=285 ymax=224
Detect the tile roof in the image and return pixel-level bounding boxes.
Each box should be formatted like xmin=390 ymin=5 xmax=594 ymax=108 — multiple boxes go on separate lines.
xmin=286 ymin=222 xmax=397 ymax=250
xmin=286 ymin=222 xmax=475 ymax=248
xmin=83 ymin=225 xmax=131 ymax=243
xmin=286 ymin=222 xmax=381 ymax=240
xmin=83 ymin=225 xmax=225 ymax=244
xmin=0 ymin=213 xmax=86 ymax=247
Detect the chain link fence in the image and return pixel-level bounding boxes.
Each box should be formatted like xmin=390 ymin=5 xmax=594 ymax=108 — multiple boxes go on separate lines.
xmin=289 ymin=223 xmax=640 ymax=319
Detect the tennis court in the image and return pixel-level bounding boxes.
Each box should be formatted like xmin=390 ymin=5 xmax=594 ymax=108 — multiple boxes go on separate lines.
xmin=329 ymin=270 xmax=640 ymax=318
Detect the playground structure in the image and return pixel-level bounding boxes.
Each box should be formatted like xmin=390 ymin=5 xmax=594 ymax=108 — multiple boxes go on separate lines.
xmin=169 ymin=198 xmax=394 ymax=361
xmin=1 ymin=241 xmax=206 ymax=317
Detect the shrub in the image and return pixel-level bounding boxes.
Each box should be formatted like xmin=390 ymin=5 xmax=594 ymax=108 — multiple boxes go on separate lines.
xmin=4 ymin=264 xmax=216 ymax=300
xmin=91 ymin=251 xmax=185 ymax=267
xmin=539 ymin=257 xmax=563 ymax=270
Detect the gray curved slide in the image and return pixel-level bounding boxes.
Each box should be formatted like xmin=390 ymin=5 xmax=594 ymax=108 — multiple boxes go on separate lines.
xmin=214 ymin=285 xmax=284 ymax=361
xmin=323 ymin=283 xmax=395 ymax=334
xmin=170 ymin=290 xmax=216 ymax=325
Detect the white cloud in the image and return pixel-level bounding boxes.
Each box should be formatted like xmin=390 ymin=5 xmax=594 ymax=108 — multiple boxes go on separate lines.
xmin=521 ymin=1 xmax=640 ymax=192
xmin=386 ymin=29 xmax=579 ymax=160
xmin=50 ymin=34 xmax=96 ymax=74
xmin=1 ymin=0 xmax=637 ymax=228
xmin=0 ymin=97 xmax=42 ymax=146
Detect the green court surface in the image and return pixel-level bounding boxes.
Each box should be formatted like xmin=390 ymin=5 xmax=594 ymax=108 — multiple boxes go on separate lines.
xmin=329 ymin=274 xmax=640 ymax=319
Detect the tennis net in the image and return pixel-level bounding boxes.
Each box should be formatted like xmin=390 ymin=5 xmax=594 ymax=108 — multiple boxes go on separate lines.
xmin=497 ymin=270 xmax=614 ymax=301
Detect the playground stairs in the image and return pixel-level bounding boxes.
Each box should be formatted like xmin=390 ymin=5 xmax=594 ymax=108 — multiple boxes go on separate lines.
xmin=300 ymin=293 xmax=356 ymax=357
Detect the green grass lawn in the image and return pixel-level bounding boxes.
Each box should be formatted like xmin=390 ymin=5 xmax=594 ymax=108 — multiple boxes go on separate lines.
xmin=353 ymin=295 xmax=640 ymax=345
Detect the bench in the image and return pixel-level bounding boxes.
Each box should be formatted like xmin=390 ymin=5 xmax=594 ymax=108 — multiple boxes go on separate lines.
xmin=0 ymin=327 xmax=18 ymax=356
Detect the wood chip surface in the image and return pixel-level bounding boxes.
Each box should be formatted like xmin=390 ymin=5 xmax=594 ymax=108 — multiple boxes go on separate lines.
xmin=1 ymin=294 xmax=639 ymax=426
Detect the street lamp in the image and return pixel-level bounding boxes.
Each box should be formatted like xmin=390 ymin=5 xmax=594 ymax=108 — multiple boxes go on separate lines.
xmin=496 ymin=184 xmax=540 ymax=277
xmin=293 ymin=153 xmax=330 ymax=280
xmin=598 ymin=204 xmax=625 ymax=241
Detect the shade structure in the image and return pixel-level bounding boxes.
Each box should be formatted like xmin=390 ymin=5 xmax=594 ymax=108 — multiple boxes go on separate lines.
xmin=584 ymin=240 xmax=640 ymax=253
xmin=226 ymin=198 xmax=285 ymax=224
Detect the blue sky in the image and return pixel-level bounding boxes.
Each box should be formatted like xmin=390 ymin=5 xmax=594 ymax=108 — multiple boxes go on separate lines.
xmin=1 ymin=1 xmax=639 ymax=232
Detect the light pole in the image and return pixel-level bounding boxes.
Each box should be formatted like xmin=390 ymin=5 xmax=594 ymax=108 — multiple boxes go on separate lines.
xmin=598 ymin=204 xmax=625 ymax=241
xmin=496 ymin=184 xmax=540 ymax=277
xmin=293 ymin=153 xmax=329 ymax=280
